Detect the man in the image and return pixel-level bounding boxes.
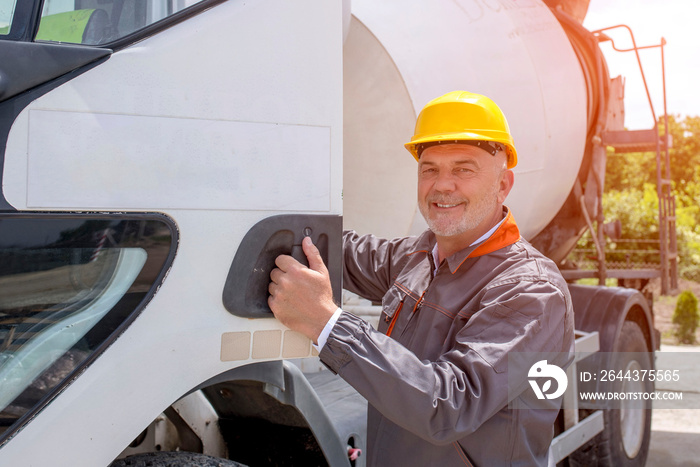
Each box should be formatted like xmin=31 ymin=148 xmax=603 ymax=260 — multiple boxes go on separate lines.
xmin=268 ymin=91 xmax=575 ymax=466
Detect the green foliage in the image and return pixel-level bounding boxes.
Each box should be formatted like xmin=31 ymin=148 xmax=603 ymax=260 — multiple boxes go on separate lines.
xmin=603 ymin=184 xmax=659 ymax=240
xmin=676 ymin=182 xmax=700 ymax=281
xmin=605 ymin=149 xmax=656 ymax=191
xmin=672 ymin=290 xmax=699 ymax=344
xmin=663 ymin=115 xmax=700 ymax=184
xmin=605 ymin=114 xmax=700 ymax=192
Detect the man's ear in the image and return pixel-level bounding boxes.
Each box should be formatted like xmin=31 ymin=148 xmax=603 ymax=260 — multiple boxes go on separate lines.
xmin=498 ymin=170 xmax=514 ymax=203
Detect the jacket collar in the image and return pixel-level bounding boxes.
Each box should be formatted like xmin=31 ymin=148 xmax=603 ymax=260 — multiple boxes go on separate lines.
xmin=411 ymin=207 xmax=521 ymax=274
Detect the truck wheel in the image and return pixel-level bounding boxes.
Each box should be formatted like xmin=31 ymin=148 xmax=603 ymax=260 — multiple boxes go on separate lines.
xmin=110 ymin=452 xmax=247 ymax=467
xmin=570 ymin=320 xmax=652 ymax=466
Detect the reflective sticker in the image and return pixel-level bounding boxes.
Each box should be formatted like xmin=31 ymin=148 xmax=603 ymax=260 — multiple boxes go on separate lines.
xmin=252 ymin=330 xmax=282 ymax=359
xmin=283 ymin=330 xmax=312 ymax=358
xmin=220 ymin=331 xmax=251 ymax=362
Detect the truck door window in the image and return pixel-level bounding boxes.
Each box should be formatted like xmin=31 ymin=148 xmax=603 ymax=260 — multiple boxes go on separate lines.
xmin=37 ymin=0 xmax=208 ymax=45
xmin=0 ymin=215 xmax=176 ymax=441
xmin=0 ymin=0 xmax=17 ymax=35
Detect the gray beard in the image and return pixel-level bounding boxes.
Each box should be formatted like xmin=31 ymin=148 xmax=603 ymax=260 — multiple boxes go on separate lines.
xmin=420 ymin=189 xmax=499 ymax=238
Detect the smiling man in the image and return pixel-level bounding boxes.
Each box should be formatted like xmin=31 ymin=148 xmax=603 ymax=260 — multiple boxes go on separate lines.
xmin=417 ymin=142 xmax=514 ymax=263
xmin=269 ymin=91 xmax=575 ymax=466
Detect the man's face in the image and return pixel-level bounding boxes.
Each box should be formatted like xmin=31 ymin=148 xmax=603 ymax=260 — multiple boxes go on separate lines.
xmin=417 ymin=143 xmax=511 ymax=240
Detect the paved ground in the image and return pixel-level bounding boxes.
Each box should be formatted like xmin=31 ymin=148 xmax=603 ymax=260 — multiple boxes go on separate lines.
xmin=647 ymin=345 xmax=700 ymax=466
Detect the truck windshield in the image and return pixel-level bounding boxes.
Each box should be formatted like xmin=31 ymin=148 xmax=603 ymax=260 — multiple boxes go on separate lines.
xmin=0 ymin=0 xmax=17 ymax=35
xmin=35 ymin=0 xmax=208 ymax=45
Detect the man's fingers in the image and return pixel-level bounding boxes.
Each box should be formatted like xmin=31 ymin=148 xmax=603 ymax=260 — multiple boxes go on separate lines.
xmin=267 ymin=294 xmax=279 ymax=314
xmin=274 ymin=253 xmax=299 ymax=271
xmin=269 ymin=267 xmax=283 ymax=284
xmin=268 ymin=273 xmax=282 ymax=299
xmin=302 ymin=237 xmax=328 ymax=274
xmin=275 ymin=240 xmax=327 ymax=275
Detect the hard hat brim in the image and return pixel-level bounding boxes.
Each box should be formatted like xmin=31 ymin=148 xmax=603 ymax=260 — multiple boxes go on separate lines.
xmin=404 ymin=131 xmax=518 ymax=169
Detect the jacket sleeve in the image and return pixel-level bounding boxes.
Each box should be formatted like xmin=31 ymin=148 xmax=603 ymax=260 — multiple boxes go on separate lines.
xmin=341 ymin=230 xmax=413 ymax=303
xmin=319 ymin=278 xmax=573 ymax=445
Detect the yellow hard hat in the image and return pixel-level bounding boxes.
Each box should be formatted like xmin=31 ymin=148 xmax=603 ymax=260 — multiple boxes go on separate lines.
xmin=404 ymin=90 xmax=518 ymax=169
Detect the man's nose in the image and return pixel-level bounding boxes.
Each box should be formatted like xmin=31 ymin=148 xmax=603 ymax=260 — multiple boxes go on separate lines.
xmin=433 ymin=171 xmax=457 ymax=192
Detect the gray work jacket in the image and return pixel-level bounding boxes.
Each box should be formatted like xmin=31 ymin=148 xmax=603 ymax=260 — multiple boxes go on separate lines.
xmin=319 ymin=209 xmax=575 ymax=466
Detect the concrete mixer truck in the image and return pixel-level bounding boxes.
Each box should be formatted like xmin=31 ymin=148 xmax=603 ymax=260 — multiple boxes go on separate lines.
xmin=0 ymin=0 xmax=672 ymax=465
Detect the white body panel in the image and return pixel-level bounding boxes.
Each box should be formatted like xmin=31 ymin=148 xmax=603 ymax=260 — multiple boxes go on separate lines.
xmin=25 ymin=110 xmax=331 ymax=211
xmin=0 ymin=1 xmax=343 ymax=466
xmin=343 ymin=0 xmax=588 ymax=240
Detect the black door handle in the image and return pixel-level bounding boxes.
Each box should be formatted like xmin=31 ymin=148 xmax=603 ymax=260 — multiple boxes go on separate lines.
xmin=222 ymin=215 xmax=342 ymax=318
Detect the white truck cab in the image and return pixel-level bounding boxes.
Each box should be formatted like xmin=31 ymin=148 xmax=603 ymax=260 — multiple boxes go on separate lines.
xmin=1 ymin=1 xmax=348 ymax=465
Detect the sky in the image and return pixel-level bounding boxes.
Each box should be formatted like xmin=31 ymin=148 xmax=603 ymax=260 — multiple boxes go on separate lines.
xmin=583 ymin=0 xmax=700 ymax=130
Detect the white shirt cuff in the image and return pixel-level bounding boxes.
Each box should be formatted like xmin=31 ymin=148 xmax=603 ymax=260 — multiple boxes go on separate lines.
xmin=313 ymin=307 xmax=343 ymax=351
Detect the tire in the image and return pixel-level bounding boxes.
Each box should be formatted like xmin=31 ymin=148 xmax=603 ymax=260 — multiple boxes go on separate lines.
xmin=110 ymin=452 xmax=248 ymax=467
xmin=569 ymin=321 xmax=652 ymax=466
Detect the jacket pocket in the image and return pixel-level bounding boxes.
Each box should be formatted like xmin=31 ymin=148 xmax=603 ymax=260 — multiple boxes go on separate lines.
xmin=380 ymin=286 xmax=405 ymax=335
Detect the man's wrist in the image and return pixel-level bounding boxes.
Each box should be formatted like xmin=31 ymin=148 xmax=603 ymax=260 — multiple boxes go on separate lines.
xmin=313 ymin=307 xmax=343 ymax=351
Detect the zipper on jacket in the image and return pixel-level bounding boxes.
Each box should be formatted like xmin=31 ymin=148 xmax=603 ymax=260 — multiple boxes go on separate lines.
xmin=385 ymin=299 xmax=404 ymax=337
xmin=453 ymin=442 xmax=475 ymax=466
xmin=399 ymin=291 xmax=425 ymax=338
xmin=413 ymin=291 xmax=425 ymax=313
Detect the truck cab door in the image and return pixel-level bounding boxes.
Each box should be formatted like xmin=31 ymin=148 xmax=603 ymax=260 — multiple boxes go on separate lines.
xmin=0 ymin=1 xmax=343 ymax=465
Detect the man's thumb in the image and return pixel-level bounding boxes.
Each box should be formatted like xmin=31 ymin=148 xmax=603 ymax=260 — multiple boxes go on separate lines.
xmin=302 ymin=236 xmax=327 ymax=273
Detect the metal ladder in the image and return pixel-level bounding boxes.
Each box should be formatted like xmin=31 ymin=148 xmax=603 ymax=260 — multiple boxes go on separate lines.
xmin=594 ymin=25 xmax=678 ymax=295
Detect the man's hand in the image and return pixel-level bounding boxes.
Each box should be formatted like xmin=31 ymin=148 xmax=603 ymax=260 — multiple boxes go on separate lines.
xmin=268 ymin=237 xmax=337 ymax=343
